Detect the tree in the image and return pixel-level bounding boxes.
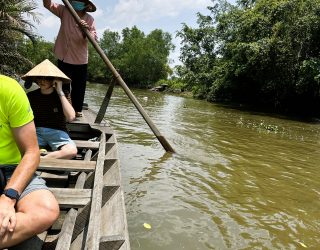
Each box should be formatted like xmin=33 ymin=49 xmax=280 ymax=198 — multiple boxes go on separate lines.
xmin=177 ymin=13 xmax=218 ymax=98
xmin=119 ymin=27 xmax=174 ymax=87
xmin=177 ymin=0 xmax=320 ymax=116
xmin=18 ymin=37 xmax=55 ymax=72
xmin=0 ymin=0 xmax=39 ymax=76
xmin=89 ymin=26 xmax=174 ymax=87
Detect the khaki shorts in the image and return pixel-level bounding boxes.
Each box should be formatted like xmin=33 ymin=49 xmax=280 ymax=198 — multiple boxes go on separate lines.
xmin=1 ymin=166 xmax=49 ymax=201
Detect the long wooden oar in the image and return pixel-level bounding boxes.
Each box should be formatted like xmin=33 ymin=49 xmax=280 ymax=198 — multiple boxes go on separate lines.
xmin=61 ymin=0 xmax=175 ymax=153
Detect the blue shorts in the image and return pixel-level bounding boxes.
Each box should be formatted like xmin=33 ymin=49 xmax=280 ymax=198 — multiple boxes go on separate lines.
xmin=36 ymin=127 xmax=75 ymax=151
xmin=1 ymin=166 xmax=49 ymax=201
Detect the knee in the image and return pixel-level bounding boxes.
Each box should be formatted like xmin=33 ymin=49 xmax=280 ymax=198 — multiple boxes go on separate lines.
xmin=61 ymin=144 xmax=78 ymax=159
xmin=33 ymin=197 xmax=60 ymax=234
xmin=17 ymin=190 xmax=60 ymax=235
xmin=67 ymin=146 xmax=78 ymax=159
xmin=45 ymin=198 xmax=60 ymax=223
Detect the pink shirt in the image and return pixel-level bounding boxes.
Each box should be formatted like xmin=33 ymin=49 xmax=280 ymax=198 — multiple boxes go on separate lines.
xmin=44 ymin=1 xmax=97 ymax=65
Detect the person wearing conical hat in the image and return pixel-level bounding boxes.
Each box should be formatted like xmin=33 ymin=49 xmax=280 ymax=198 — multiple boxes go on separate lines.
xmin=43 ymin=0 xmax=97 ymax=118
xmin=22 ymin=59 xmax=78 ymax=160
xmin=0 ymin=74 xmax=59 ymax=248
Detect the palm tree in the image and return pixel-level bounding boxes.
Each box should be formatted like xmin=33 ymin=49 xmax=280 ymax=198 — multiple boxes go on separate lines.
xmin=0 ymin=0 xmax=39 ymax=76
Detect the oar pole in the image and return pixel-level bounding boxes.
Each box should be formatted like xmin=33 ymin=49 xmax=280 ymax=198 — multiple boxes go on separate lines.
xmin=62 ymin=0 xmax=175 ymax=153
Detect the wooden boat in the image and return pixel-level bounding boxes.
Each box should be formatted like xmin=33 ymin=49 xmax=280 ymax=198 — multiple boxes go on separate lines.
xmin=11 ymin=108 xmax=130 ymax=250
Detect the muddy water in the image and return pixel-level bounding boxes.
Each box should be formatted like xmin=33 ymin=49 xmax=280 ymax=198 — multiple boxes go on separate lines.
xmin=86 ymin=84 xmax=320 ymax=249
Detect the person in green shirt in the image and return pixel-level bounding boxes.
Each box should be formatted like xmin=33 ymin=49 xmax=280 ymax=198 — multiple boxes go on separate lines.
xmin=0 ymin=75 xmax=59 ymax=248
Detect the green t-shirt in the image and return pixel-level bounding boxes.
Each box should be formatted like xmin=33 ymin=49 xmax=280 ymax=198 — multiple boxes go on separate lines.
xmin=0 ymin=75 xmax=34 ymax=164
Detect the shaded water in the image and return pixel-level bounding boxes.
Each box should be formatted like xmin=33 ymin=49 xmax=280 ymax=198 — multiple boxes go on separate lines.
xmin=85 ymin=83 xmax=320 ymax=249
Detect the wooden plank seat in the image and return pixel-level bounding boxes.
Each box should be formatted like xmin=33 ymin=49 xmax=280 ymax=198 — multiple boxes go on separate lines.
xmin=50 ymin=188 xmax=92 ymax=208
xmin=74 ymin=140 xmax=100 ymax=149
xmin=38 ymin=158 xmax=96 ymax=172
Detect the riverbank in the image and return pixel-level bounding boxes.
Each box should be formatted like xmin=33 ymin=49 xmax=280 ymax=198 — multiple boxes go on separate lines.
xmin=89 ymin=80 xmax=320 ymax=122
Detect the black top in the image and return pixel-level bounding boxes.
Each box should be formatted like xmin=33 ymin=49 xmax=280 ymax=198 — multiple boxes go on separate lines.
xmin=27 ymin=89 xmax=67 ymax=131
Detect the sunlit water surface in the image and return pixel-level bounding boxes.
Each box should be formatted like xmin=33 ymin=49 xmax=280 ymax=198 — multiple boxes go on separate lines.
xmin=85 ymin=83 xmax=320 ymax=249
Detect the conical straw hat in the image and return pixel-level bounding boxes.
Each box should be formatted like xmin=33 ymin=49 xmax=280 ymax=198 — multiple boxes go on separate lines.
xmin=21 ymin=59 xmax=71 ymax=83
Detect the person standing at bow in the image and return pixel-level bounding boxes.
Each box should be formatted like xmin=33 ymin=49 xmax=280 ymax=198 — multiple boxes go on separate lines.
xmin=43 ymin=0 xmax=97 ymax=117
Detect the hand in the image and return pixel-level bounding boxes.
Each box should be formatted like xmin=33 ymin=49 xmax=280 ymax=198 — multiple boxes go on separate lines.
xmin=0 ymin=195 xmax=17 ymax=236
xmin=54 ymin=79 xmax=63 ymax=94
xmin=79 ymin=20 xmax=89 ymax=29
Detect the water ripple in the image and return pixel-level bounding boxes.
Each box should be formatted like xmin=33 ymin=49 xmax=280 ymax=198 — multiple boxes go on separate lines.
xmin=86 ymin=84 xmax=320 ymax=249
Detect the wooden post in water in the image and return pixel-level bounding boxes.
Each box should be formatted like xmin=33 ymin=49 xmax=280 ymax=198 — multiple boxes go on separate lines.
xmin=62 ymin=0 xmax=175 ymax=153
xmin=94 ymin=78 xmax=115 ymax=124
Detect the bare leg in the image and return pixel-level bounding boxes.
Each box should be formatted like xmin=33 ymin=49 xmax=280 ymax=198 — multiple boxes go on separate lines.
xmin=44 ymin=143 xmax=77 ymax=159
xmin=0 ymin=190 xmax=59 ymax=248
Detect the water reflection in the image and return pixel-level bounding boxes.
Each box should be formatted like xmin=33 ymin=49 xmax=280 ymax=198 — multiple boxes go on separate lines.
xmin=85 ymin=83 xmax=320 ymax=249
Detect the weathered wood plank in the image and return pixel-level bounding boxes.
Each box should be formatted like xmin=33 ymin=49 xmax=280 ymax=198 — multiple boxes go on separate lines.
xmin=82 ymin=159 xmax=117 ymax=189
xmin=85 ymin=133 xmax=106 ymax=250
xmin=70 ymin=202 xmax=91 ymax=245
xmin=54 ymin=149 xmax=92 ymax=250
xmin=50 ymin=188 xmax=91 ymax=208
xmin=101 ymin=136 xmax=130 ymax=250
xmin=74 ymin=172 xmax=87 ymax=189
xmin=100 ymin=188 xmax=128 ymax=242
xmin=84 ymin=149 xmax=93 ymax=161
xmin=39 ymin=158 xmax=96 ymax=172
xmin=55 ymin=208 xmax=78 ymax=250
xmin=99 ymin=235 xmax=125 ymax=250
xmin=74 ymin=140 xmax=100 ymax=149
xmin=105 ymin=143 xmax=116 ymax=156
xmin=39 ymin=172 xmax=69 ymax=188
xmin=103 ymin=159 xmax=120 ymax=186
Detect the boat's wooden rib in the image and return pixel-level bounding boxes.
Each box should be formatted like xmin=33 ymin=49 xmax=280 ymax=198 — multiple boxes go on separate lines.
xmin=10 ymin=108 xmax=130 ymax=250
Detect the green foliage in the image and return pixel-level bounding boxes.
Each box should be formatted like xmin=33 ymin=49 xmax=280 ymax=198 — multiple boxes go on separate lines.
xmin=177 ymin=12 xmax=217 ymax=98
xmin=88 ymin=26 xmax=174 ymax=87
xmin=0 ymin=0 xmax=39 ymax=76
xmin=177 ymin=0 xmax=320 ymax=116
xmin=18 ymin=37 xmax=55 ymax=72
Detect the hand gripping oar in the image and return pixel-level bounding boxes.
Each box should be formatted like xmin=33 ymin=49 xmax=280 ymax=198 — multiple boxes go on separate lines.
xmin=61 ymin=0 xmax=175 ymax=153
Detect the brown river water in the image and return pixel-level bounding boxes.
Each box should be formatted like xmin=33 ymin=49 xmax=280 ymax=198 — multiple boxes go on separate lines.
xmin=85 ymin=83 xmax=320 ymax=250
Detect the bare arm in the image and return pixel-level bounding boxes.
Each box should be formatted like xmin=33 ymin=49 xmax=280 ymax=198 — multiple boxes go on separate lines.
xmin=6 ymin=121 xmax=40 ymax=193
xmin=43 ymin=0 xmax=62 ymax=17
xmin=0 ymin=121 xmax=39 ymax=236
xmin=54 ymin=80 xmax=76 ymax=122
